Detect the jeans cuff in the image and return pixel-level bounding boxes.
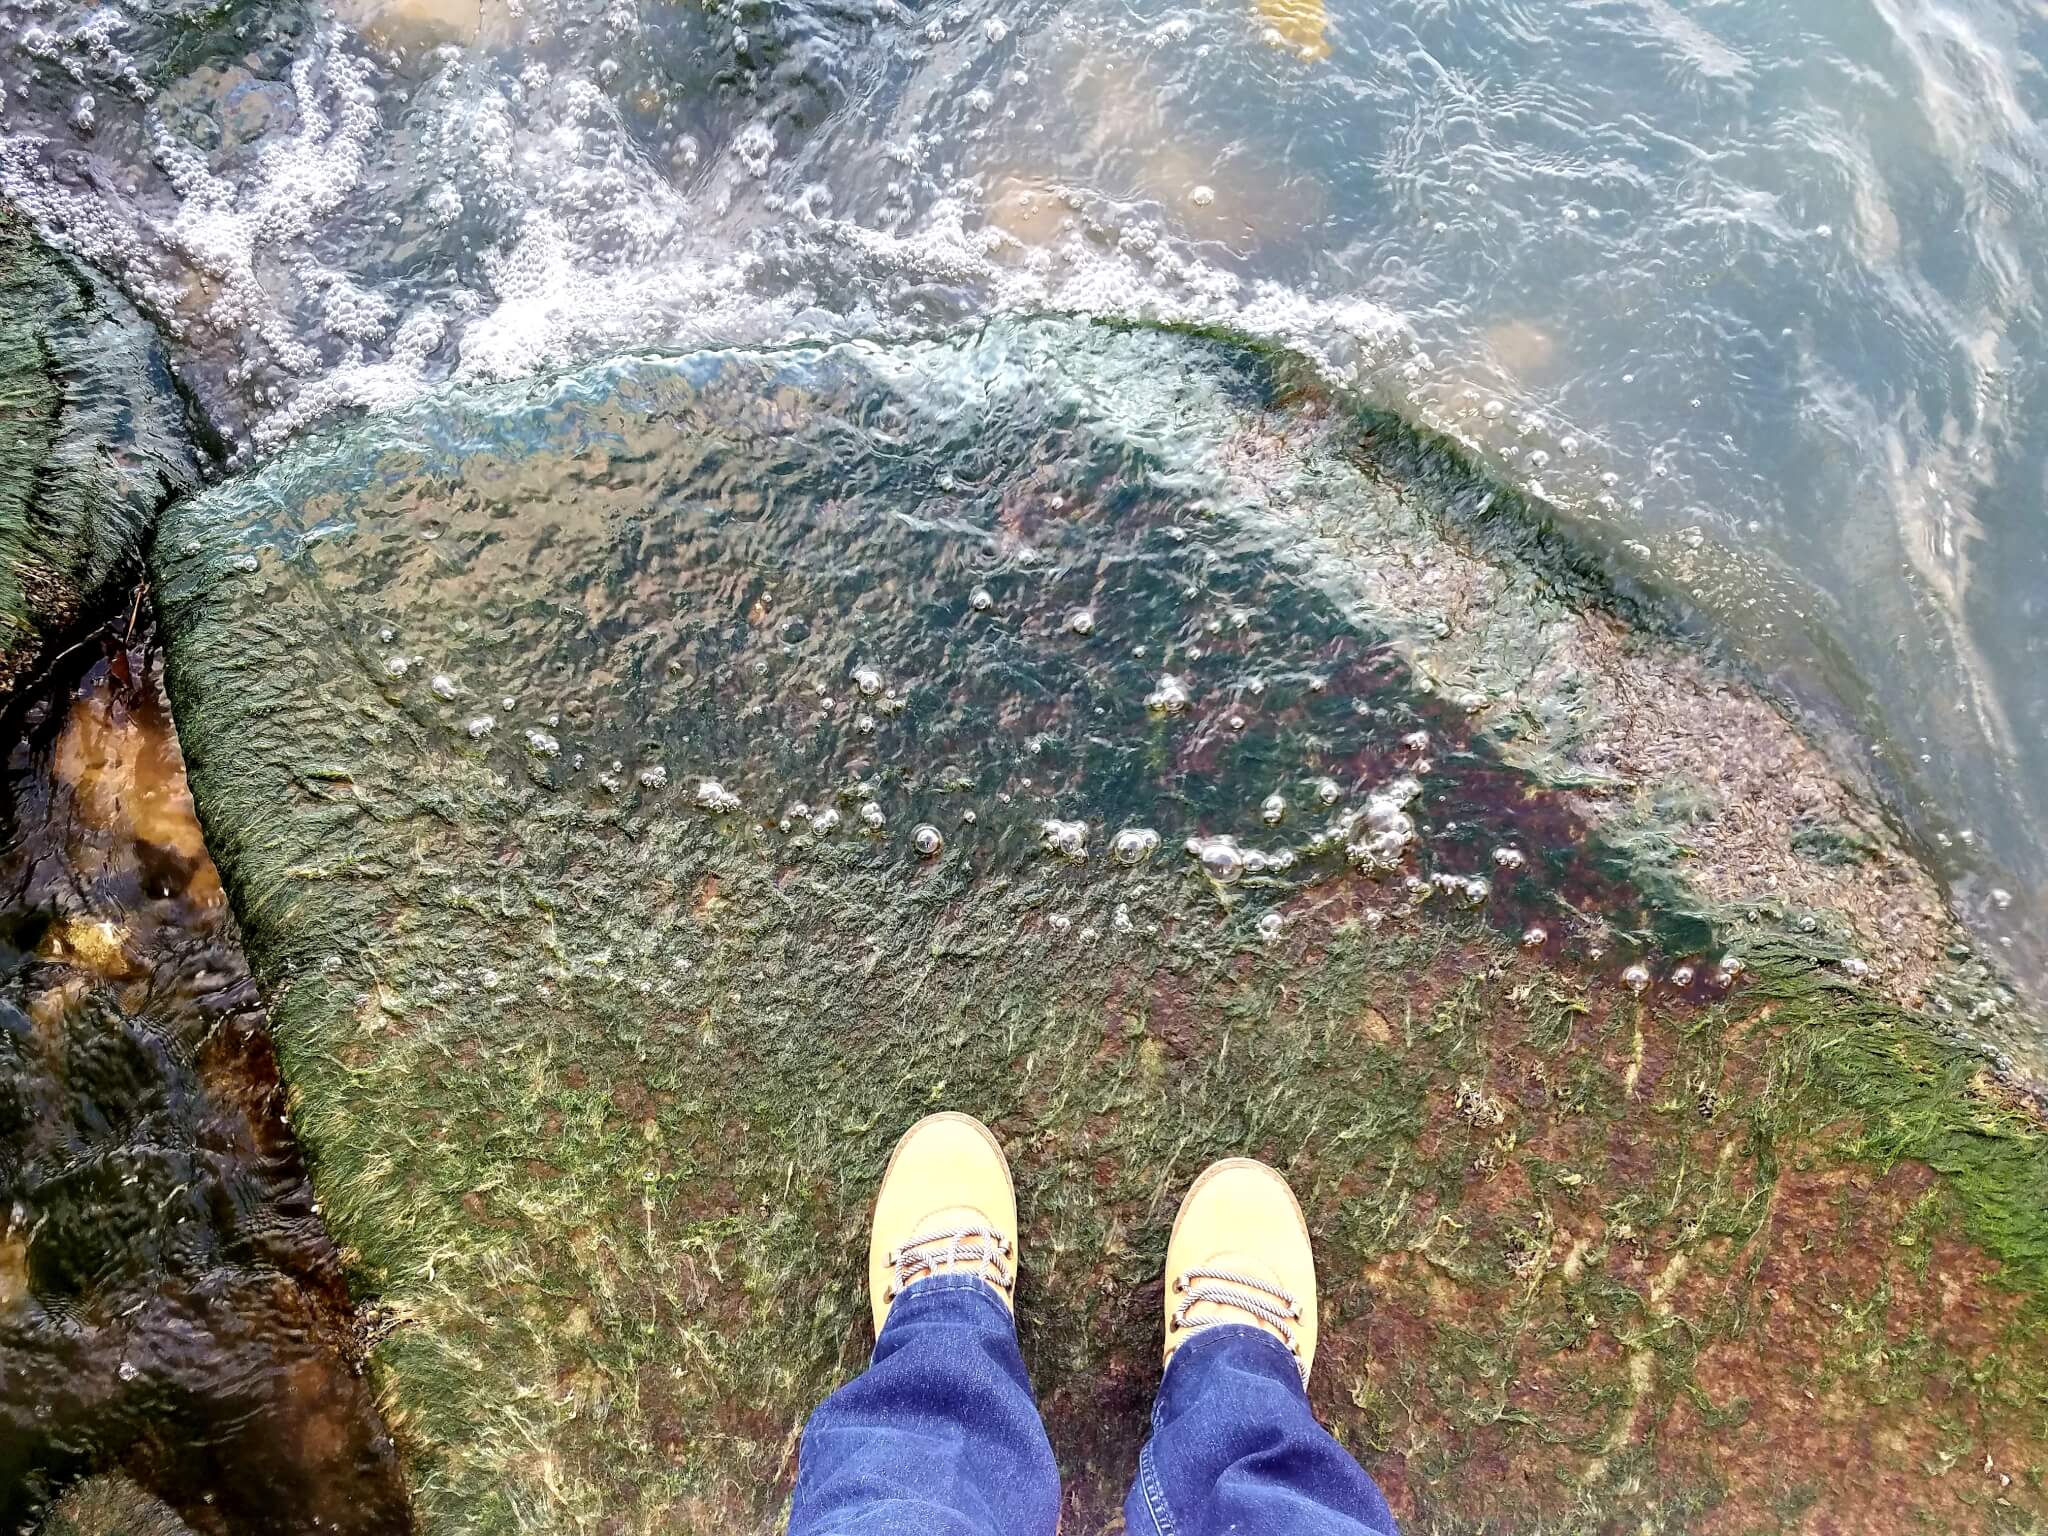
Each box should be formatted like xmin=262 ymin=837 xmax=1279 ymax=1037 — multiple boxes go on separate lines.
xmin=879 ymin=1272 xmax=1015 ymax=1338
xmin=1157 ymin=1323 xmax=1306 ymax=1406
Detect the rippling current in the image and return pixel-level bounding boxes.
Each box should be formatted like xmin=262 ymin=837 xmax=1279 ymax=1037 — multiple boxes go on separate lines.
xmin=0 ymin=0 xmax=2040 ymax=983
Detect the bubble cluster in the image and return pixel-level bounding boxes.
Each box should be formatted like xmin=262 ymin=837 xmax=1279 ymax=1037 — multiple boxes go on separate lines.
xmin=1341 ymin=777 xmax=1421 ymax=873
xmin=1145 ymin=675 xmax=1190 ymax=713
xmin=1041 ymin=818 xmax=1089 ymax=859
xmin=1112 ymin=826 xmax=1161 ymax=864
xmin=694 ymin=778 xmax=739 ymax=812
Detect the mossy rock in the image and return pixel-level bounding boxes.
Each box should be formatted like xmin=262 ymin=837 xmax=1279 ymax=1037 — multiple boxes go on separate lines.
xmin=150 ymin=320 xmax=2048 ymax=1532
xmin=0 ymin=209 xmax=207 ymax=694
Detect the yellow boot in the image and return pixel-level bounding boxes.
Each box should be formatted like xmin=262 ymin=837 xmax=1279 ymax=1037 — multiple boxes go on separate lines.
xmin=867 ymin=1112 xmax=1018 ymax=1337
xmin=1162 ymin=1158 xmax=1318 ymax=1382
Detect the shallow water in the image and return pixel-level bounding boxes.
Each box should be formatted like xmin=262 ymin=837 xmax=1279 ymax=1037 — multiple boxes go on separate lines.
xmin=0 ymin=637 xmax=406 ymax=1534
xmin=1 ymin=0 xmax=2043 ymax=992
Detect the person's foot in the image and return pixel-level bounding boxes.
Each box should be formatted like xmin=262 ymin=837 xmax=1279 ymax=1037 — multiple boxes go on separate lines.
xmin=867 ymin=1112 xmax=1018 ymax=1336
xmin=1163 ymin=1157 xmax=1318 ymax=1382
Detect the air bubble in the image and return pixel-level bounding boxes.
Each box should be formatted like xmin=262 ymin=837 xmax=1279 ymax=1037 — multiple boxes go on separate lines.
xmin=431 ymin=674 xmax=458 ymax=700
xmin=811 ymin=807 xmax=842 ymax=834
xmin=970 ymin=587 xmax=994 ymax=612
xmin=1670 ymin=964 xmax=1695 ymax=987
xmin=1186 ymin=835 xmax=1245 ymax=885
xmin=853 ymin=666 xmax=883 ymax=696
xmin=1521 ymin=925 xmax=1546 ymax=947
xmin=1492 ymin=847 xmax=1525 ymax=869
xmin=1146 ymin=675 xmax=1190 ymax=713
xmin=1258 ymin=912 xmax=1285 ymax=941
xmin=467 ymin=715 xmax=495 ymax=739
xmin=1067 ymin=609 xmax=1095 ymax=636
xmin=694 ymin=778 xmax=739 ymax=812
xmin=640 ymin=765 xmax=669 ymax=790
xmin=860 ymin=802 xmax=887 ymax=830
xmin=525 ymin=728 xmax=560 ymax=757
xmin=1112 ymin=827 xmax=1160 ymax=864
xmin=913 ymin=824 xmax=945 ymax=857
xmin=1261 ymin=793 xmax=1287 ymax=824
xmin=1622 ymin=962 xmax=1651 ymax=993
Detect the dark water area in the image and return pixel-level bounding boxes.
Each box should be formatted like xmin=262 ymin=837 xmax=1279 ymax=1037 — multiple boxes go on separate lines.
xmin=0 ymin=625 xmax=406 ymax=1535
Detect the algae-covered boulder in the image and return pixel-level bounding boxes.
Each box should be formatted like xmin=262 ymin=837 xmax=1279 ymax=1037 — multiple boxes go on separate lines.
xmin=0 ymin=210 xmax=207 ymax=692
xmin=151 ymin=320 xmax=2048 ymax=1532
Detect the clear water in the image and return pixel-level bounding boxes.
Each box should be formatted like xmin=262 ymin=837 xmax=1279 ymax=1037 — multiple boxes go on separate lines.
xmin=0 ymin=0 xmax=2040 ymax=985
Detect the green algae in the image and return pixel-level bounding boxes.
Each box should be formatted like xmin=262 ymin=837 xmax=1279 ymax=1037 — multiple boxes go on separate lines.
xmin=148 ymin=319 xmax=2048 ymax=1532
xmin=0 ymin=211 xmax=208 ymax=696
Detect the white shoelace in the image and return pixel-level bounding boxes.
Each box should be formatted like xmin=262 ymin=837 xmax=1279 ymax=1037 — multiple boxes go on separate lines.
xmin=1172 ymin=1265 xmax=1306 ymax=1378
xmin=885 ymin=1224 xmax=1015 ymax=1302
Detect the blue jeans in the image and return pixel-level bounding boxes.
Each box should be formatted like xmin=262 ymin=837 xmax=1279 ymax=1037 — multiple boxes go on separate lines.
xmin=789 ymin=1275 xmax=1398 ymax=1536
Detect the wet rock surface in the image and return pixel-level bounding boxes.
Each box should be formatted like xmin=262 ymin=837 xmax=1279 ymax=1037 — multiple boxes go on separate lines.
xmin=145 ymin=320 xmax=2047 ymax=1531
xmin=0 ymin=212 xmax=208 ymax=698
xmin=0 ymin=635 xmax=408 ymax=1535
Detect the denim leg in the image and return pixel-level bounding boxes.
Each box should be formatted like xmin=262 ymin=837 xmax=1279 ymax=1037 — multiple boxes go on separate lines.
xmin=788 ymin=1274 xmax=1059 ymax=1536
xmin=1125 ymin=1324 xmax=1398 ymax=1536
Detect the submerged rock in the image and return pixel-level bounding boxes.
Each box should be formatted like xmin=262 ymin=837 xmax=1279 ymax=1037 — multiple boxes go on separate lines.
xmin=150 ymin=320 xmax=2048 ymax=1531
xmin=0 ymin=211 xmax=207 ymax=697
